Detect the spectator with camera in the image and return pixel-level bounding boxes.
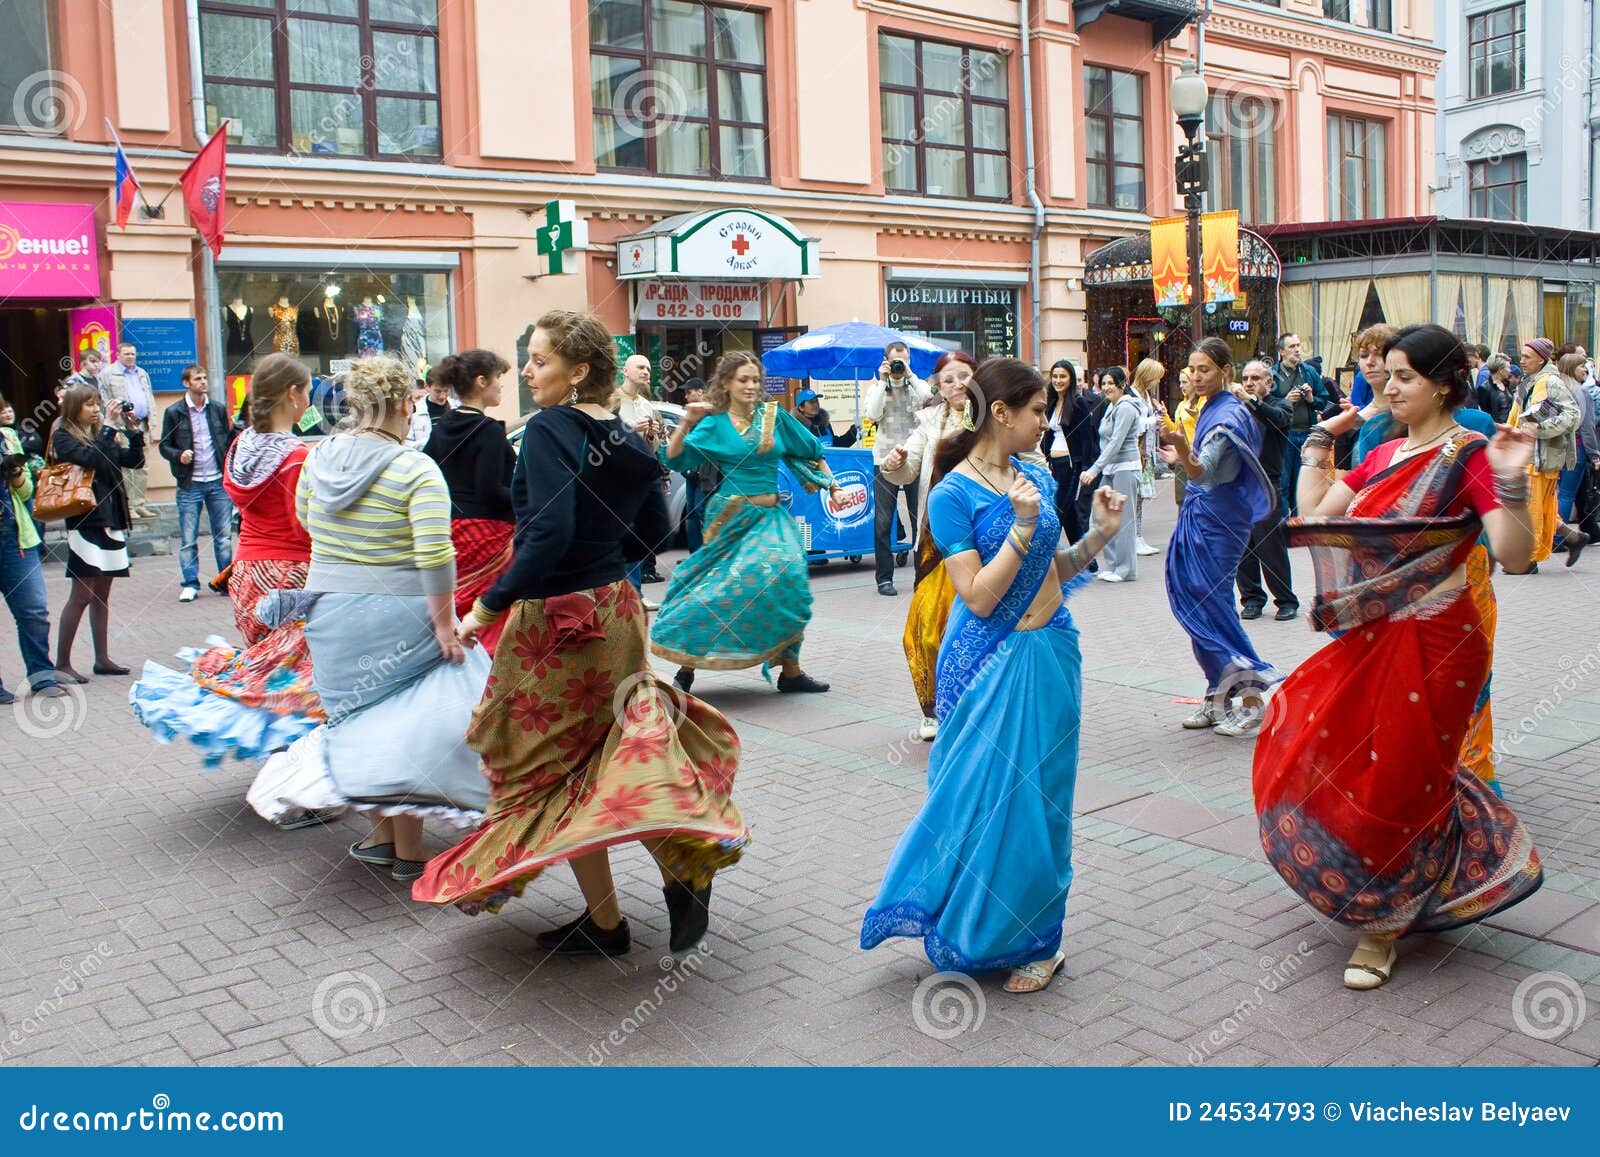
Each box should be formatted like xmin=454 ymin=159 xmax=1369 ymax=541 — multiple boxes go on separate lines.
xmin=98 ymin=342 xmax=157 ymax=519
xmin=0 ymin=393 xmax=65 ymax=703
xmin=1270 ymin=332 xmax=1336 ymax=514
xmin=160 ymin=365 xmax=238 ymax=603
xmin=862 ymin=340 xmax=930 ymax=595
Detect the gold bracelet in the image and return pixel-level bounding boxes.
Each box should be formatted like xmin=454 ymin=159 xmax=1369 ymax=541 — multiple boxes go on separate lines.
xmin=469 ymin=599 xmax=506 ymax=628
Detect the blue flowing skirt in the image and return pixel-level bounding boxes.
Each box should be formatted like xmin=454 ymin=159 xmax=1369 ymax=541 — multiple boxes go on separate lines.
xmin=1166 ymin=485 xmax=1276 ymax=693
xmin=861 ymin=616 xmax=1081 ymax=973
xmin=650 ymin=496 xmax=811 ymax=669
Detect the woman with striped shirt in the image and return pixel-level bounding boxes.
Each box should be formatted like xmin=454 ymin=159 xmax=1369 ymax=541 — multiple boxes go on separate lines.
xmin=246 ymin=357 xmax=491 ymax=879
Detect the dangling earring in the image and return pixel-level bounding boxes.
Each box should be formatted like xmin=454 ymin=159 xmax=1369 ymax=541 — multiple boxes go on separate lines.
xmin=960 ymin=399 xmax=977 ymax=432
xmin=567 ymin=387 xmax=579 ymax=405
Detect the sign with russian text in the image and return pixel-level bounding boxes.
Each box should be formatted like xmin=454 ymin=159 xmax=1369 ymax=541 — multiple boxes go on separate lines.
xmin=0 ymin=201 xmax=101 ymax=300
xmin=635 ymin=281 xmax=763 ymax=323
xmin=121 ymin=318 xmax=199 ymax=394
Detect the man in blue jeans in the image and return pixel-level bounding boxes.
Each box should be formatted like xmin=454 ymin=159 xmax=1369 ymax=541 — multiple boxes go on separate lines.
xmin=159 ymin=365 xmax=237 ymax=602
xmin=0 ymin=414 xmax=64 ymax=703
xmin=1270 ymin=332 xmax=1336 ymax=514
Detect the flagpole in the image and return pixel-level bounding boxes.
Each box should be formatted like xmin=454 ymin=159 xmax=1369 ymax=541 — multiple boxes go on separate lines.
xmin=182 ymin=10 xmax=226 ymax=404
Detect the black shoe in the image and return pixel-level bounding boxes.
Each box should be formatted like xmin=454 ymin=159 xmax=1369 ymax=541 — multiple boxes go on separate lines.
xmin=92 ymin=663 xmax=130 ymax=676
xmin=391 ymin=859 xmax=427 ymax=882
xmin=641 ymin=570 xmax=666 ymax=584
xmin=878 ymin=581 xmax=897 ymax=596
xmin=1240 ymin=605 xmax=1263 ymax=620
xmin=1565 ymin=532 xmax=1589 ymax=568
xmin=776 ymin=672 xmax=830 ymax=693
xmin=673 ymin=667 xmax=695 ymax=693
xmin=534 ymin=911 xmax=632 ymax=956
xmin=31 ymin=683 xmax=68 ymax=698
xmin=0 ymin=688 xmax=14 ymax=706
xmin=663 ymin=880 xmax=713 ymax=954
xmin=1088 ymin=560 xmax=1099 ymax=573
xmin=348 ymin=840 xmax=396 ymax=866
xmin=895 ymin=551 xmax=909 ymax=567
xmin=1274 ymin=605 xmax=1300 ymax=621
xmin=1529 ymin=563 xmax=1540 ymax=574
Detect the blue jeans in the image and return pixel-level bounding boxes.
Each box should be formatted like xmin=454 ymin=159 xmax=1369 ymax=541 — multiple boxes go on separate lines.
xmin=626 ymin=561 xmax=643 ymax=592
xmin=0 ymin=504 xmax=55 ymax=690
xmin=177 ymin=478 xmax=235 ymax=589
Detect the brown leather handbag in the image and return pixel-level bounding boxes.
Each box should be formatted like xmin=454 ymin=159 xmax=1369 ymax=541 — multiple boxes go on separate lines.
xmin=33 ymin=437 xmax=97 ymax=522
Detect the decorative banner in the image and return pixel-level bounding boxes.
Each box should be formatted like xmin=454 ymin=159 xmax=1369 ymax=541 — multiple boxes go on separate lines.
xmin=1201 ymin=210 xmax=1240 ymax=306
xmin=635 ymin=281 xmax=762 ymax=324
xmin=120 ymin=318 xmax=199 ymax=393
xmin=0 ymin=201 xmax=101 ymax=300
xmin=1150 ymin=215 xmax=1189 ymax=310
xmin=68 ymin=305 xmax=119 ymax=371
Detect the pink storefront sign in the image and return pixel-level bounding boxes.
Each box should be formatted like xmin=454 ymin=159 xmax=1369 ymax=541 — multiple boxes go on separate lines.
xmin=0 ymin=201 xmax=102 ymax=300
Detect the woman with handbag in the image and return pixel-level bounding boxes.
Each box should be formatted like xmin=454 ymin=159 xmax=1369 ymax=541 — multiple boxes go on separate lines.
xmin=48 ymin=384 xmax=144 ymax=682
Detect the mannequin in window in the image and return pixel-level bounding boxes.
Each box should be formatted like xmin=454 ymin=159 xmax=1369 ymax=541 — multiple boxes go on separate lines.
xmin=401 ymin=295 xmax=426 ymax=374
xmin=354 ymin=296 xmax=382 ymax=358
xmin=317 ymin=287 xmax=351 ymax=356
xmin=268 ymin=297 xmax=299 ymax=355
xmin=224 ymin=298 xmax=254 ymax=356
xmin=296 ymin=297 xmax=320 ymax=354
xmin=379 ymin=295 xmax=407 ymax=355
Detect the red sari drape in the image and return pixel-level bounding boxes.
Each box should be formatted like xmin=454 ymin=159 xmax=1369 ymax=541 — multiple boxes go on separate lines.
xmin=1252 ymin=434 xmax=1541 ymax=936
xmin=452 ymin=518 xmax=514 ymax=656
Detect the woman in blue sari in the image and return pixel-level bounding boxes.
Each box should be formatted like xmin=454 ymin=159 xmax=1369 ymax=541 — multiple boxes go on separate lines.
xmin=1157 ymin=338 xmax=1279 ymax=737
xmin=653 ymin=352 xmax=837 ymax=694
xmin=862 ymin=359 xmax=1127 ymax=994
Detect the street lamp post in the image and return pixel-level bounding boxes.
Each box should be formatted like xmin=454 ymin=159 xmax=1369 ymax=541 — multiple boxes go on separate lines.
xmin=1171 ymin=65 xmax=1209 ymax=349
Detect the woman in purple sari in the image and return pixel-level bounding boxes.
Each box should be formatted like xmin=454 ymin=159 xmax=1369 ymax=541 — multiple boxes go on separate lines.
xmin=1157 ymin=338 xmax=1279 ymax=737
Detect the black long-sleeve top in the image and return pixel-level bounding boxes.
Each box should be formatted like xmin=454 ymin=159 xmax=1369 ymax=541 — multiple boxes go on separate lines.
xmin=51 ymin=423 xmax=145 ymax=531
xmin=482 ymin=407 xmax=669 ymax=611
xmin=1243 ymin=392 xmax=1293 ymax=480
xmin=423 ymin=407 xmax=516 ymax=521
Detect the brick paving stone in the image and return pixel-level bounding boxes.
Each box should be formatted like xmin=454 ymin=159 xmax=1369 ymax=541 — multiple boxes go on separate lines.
xmin=2 ymin=498 xmax=1598 ymax=1066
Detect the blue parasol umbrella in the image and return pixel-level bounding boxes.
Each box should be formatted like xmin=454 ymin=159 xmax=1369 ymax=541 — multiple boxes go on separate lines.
xmin=759 ymin=320 xmax=947 ymax=380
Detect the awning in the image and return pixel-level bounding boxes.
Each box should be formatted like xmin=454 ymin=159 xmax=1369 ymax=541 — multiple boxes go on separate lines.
xmin=615 ymin=207 xmax=818 ymax=281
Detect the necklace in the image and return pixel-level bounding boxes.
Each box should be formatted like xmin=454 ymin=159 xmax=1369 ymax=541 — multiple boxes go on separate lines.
xmin=729 ymin=405 xmax=757 ymax=434
xmin=966 ymin=455 xmax=1014 ymax=493
xmin=1399 ymin=423 xmax=1459 ymax=455
xmin=359 ymin=426 xmax=404 ymax=444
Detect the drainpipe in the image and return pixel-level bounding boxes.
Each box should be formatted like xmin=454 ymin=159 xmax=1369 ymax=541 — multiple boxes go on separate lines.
xmin=185 ymin=0 xmax=226 ymax=402
xmin=1586 ymin=0 xmax=1595 ymax=231
xmin=1019 ymin=0 xmax=1045 ymax=366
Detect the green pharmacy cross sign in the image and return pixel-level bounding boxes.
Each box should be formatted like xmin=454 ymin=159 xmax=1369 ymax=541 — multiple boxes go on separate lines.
xmin=535 ymin=199 xmax=589 ymax=275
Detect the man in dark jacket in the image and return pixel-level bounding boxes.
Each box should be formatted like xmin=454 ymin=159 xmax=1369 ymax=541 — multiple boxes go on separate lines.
xmin=159 ymin=365 xmax=237 ymax=601
xmin=1271 ymin=332 xmax=1336 ymax=513
xmin=1235 ymin=360 xmax=1298 ymax=620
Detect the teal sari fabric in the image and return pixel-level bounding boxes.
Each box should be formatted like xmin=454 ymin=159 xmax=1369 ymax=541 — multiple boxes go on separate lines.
xmin=651 ymin=404 xmax=831 ymax=669
xmin=862 ymin=461 xmax=1085 ymax=972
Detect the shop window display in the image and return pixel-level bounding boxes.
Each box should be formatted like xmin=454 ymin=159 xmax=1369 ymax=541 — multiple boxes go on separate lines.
xmin=218 ymin=268 xmax=449 ymax=428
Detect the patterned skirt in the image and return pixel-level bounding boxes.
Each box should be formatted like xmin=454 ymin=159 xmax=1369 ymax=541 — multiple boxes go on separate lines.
xmin=901 ymin=534 xmax=955 ymax=719
xmin=228 ymin=559 xmax=309 ymax=646
xmin=650 ymin=495 xmax=811 ymax=670
xmin=412 ymin=581 xmax=748 ymax=914
xmin=452 ymin=518 xmax=514 ymax=657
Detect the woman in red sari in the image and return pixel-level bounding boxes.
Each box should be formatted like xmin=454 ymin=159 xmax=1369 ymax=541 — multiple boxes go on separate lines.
xmin=422 ymin=349 xmax=515 ymax=656
xmin=1254 ymin=324 xmax=1542 ymax=991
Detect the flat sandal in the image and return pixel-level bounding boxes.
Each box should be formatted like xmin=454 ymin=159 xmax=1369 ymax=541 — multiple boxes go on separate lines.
xmin=1005 ymin=952 xmax=1065 ymax=994
xmin=1343 ymin=941 xmax=1396 ymax=990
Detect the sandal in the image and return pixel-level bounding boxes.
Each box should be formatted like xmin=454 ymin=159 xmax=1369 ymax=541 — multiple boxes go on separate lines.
xmin=1004 ymin=951 xmax=1065 ymax=994
xmin=1343 ymin=939 xmax=1397 ymax=990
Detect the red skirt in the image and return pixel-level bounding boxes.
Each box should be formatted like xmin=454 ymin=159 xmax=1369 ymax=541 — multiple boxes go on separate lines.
xmin=453 ymin=518 xmax=514 ymax=656
xmin=228 ymin=559 xmax=309 ymax=646
xmin=1252 ymin=588 xmax=1541 ymax=936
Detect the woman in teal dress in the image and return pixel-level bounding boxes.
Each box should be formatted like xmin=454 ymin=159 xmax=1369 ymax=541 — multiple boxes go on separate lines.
xmin=653 ymin=351 xmax=838 ymax=694
xmin=861 ymin=358 xmax=1126 ymax=994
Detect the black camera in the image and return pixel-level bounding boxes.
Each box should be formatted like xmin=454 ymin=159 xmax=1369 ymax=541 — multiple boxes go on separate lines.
xmin=1 ymin=450 xmax=25 ymax=479
xmin=888 ymin=358 xmax=907 ymax=376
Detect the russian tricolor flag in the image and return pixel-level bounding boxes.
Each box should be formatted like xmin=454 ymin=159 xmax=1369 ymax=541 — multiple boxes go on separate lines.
xmin=110 ymin=125 xmax=141 ymax=228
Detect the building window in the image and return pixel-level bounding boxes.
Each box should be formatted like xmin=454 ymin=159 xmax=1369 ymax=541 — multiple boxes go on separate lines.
xmin=1468 ymin=153 xmax=1527 ymax=220
xmin=198 ymin=1 xmax=441 ymax=159
xmin=1468 ymin=4 xmax=1525 ymax=98
xmin=1326 ymin=114 xmax=1386 ymax=220
xmin=0 ymin=0 xmax=57 ymax=133
xmin=1324 ymin=1 xmax=1389 ymax=30
xmin=1205 ymin=96 xmax=1277 ymax=224
xmin=1085 ymin=66 xmax=1145 ymax=211
xmin=878 ymin=33 xmax=1009 ymax=201
xmin=591 ymin=0 xmax=769 ymax=181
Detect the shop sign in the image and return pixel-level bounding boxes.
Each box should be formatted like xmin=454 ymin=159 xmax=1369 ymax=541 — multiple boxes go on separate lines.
xmin=68 ymin=305 xmax=119 ymax=371
xmin=0 ymin=201 xmax=101 ymax=300
xmin=636 ymin=281 xmax=762 ymax=324
xmin=617 ymin=208 xmax=817 ymax=281
xmin=121 ymin=318 xmax=199 ymax=394
xmin=535 ymin=199 xmax=587 ymax=276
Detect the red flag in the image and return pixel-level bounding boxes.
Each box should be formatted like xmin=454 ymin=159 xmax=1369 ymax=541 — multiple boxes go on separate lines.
xmin=180 ymin=125 xmax=228 ymax=258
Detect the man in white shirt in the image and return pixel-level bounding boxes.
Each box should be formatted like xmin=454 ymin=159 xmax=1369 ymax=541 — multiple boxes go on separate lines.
xmin=861 ymin=341 xmax=930 ymax=595
xmin=158 ymin=366 xmax=236 ymax=601
xmin=99 ymin=342 xmax=156 ymax=517
xmin=617 ymin=354 xmax=667 ymax=590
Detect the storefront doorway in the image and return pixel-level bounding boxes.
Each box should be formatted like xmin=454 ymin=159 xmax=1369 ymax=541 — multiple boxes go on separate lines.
xmin=0 ymin=306 xmax=69 ymax=427
xmin=638 ymin=324 xmax=753 ymax=396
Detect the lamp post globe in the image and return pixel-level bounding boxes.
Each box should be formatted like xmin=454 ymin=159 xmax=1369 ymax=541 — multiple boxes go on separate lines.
xmin=1171 ymin=65 xmax=1209 ymax=351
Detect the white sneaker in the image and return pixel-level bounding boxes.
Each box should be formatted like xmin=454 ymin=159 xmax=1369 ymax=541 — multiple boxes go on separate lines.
xmin=1095 ymin=572 xmax=1126 ymax=583
xmin=1214 ymin=709 xmax=1264 ymax=739
xmin=917 ymin=716 xmax=939 ymax=741
xmin=1136 ymin=538 xmax=1160 ymax=556
xmin=178 ymin=587 xmax=199 ymax=603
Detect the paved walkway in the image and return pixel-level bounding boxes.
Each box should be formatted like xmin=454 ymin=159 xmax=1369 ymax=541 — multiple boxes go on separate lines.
xmin=1 ymin=496 xmax=1597 ymax=1067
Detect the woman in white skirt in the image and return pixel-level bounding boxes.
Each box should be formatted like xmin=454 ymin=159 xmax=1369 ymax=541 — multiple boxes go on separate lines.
xmin=51 ymin=384 xmax=144 ymax=682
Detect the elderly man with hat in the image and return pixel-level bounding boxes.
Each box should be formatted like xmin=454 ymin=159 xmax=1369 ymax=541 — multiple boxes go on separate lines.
xmin=1511 ymin=337 xmax=1588 ymax=568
